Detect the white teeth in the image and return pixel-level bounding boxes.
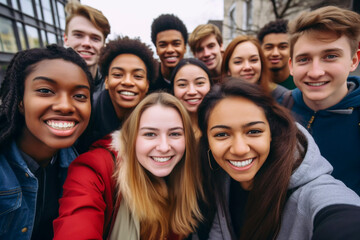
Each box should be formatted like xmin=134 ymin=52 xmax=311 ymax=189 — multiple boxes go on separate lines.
xmin=187 ymin=99 xmax=200 ymax=103
xmin=229 ymin=158 xmax=253 ymax=167
xmin=46 ymin=120 xmax=75 ymax=130
xmin=120 ymin=91 xmax=135 ymax=96
xmin=152 ymin=156 xmax=171 ymax=162
xmin=166 ymin=57 xmax=177 ymax=60
xmin=307 ymin=82 xmax=326 ymax=86
xmin=79 ymin=51 xmax=92 ymax=56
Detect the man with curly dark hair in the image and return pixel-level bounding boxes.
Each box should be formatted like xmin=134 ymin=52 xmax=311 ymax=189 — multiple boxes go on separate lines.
xmin=149 ymin=14 xmax=188 ymax=92
xmin=257 ymin=19 xmax=296 ymax=89
xmin=76 ymin=36 xmax=158 ymax=153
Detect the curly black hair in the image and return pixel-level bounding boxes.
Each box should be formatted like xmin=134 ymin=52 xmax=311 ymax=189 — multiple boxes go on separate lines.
xmin=151 ymin=14 xmax=188 ymax=46
xmin=0 ymin=44 xmax=93 ymax=146
xmin=257 ymin=19 xmax=288 ymax=44
xmin=99 ymin=36 xmax=157 ymax=83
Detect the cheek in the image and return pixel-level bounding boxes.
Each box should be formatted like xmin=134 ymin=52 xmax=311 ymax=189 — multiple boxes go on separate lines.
xmin=174 ymin=88 xmax=184 ymax=99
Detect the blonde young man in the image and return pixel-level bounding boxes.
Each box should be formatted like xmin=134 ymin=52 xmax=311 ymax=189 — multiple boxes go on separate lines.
xmin=64 ymin=1 xmax=110 ymax=99
xmin=189 ymin=24 xmax=223 ymax=83
xmin=287 ymin=6 xmax=360 ymax=195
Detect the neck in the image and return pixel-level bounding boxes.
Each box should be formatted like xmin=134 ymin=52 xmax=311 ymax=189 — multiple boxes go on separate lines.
xmin=270 ymin=67 xmax=290 ymax=84
xmin=161 ymin=64 xmax=172 ymax=80
xmin=114 ymin=105 xmax=132 ymax=121
xmin=16 ymin=129 xmax=57 ymax=167
xmin=88 ymin=65 xmax=98 ymax=79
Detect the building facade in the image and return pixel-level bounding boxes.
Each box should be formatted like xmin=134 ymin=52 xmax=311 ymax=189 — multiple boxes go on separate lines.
xmin=0 ymin=0 xmax=66 ymax=84
xmin=222 ymin=0 xmax=359 ymax=47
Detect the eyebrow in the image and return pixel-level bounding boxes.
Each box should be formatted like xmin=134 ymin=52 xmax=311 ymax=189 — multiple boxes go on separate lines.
xmin=110 ymin=67 xmax=146 ymax=73
xmin=139 ymin=127 xmax=184 ymax=131
xmin=33 ymin=76 xmax=90 ymax=90
xmin=295 ymin=48 xmax=344 ymax=58
xmin=176 ymin=76 xmax=207 ymax=82
xmin=209 ymin=121 xmax=266 ymax=130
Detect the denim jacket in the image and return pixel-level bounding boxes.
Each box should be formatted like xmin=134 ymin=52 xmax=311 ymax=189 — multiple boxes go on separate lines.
xmin=0 ymin=141 xmax=77 ymax=240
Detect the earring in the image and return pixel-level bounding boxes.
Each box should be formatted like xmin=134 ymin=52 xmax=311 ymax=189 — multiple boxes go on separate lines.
xmin=207 ymin=149 xmax=219 ymax=171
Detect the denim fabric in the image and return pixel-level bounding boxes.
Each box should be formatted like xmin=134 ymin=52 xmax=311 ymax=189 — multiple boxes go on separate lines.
xmin=0 ymin=141 xmax=76 ymax=239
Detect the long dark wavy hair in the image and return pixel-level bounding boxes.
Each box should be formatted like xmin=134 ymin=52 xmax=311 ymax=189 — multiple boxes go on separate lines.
xmin=197 ymin=78 xmax=306 ymax=239
xmin=0 ymin=44 xmax=93 ymax=147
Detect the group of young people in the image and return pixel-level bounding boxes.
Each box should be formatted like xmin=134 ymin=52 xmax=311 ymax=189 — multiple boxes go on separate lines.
xmin=0 ymin=1 xmax=360 ymax=239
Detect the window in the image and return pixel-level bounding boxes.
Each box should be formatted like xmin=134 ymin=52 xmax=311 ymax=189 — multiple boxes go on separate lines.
xmin=11 ymin=0 xmax=18 ymax=10
xmin=41 ymin=0 xmax=54 ymax=25
xmin=17 ymin=22 xmax=26 ymax=50
xmin=25 ymin=25 xmax=40 ymax=48
xmin=41 ymin=29 xmax=47 ymax=46
xmin=47 ymin=32 xmax=57 ymax=44
xmin=0 ymin=0 xmax=8 ymax=5
xmin=0 ymin=17 xmax=18 ymax=53
xmin=34 ymin=0 xmax=43 ymax=21
xmin=20 ymin=0 xmax=35 ymax=17
xmin=57 ymin=1 xmax=65 ymax=29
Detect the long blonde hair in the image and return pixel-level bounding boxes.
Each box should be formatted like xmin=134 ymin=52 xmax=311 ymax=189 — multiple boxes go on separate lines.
xmin=113 ymin=92 xmax=203 ymax=239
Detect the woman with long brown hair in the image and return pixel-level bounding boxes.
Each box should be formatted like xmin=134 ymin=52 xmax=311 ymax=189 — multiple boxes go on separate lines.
xmin=196 ymin=78 xmax=360 ymax=239
xmin=221 ymin=35 xmax=287 ymax=102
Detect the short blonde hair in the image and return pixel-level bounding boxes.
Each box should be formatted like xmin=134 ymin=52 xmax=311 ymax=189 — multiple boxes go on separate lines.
xmin=288 ymin=6 xmax=360 ymax=57
xmin=65 ymin=0 xmax=110 ymax=40
xmin=188 ymin=24 xmax=223 ymax=54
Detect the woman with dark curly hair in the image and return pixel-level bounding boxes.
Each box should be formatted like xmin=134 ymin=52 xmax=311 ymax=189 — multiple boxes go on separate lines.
xmin=196 ymin=78 xmax=360 ymax=240
xmin=0 ymin=45 xmax=92 ymax=240
xmin=76 ymin=36 xmax=158 ymax=153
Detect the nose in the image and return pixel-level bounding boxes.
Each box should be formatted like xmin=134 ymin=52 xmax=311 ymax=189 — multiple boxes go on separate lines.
xmin=187 ymin=83 xmax=197 ymax=95
xmin=81 ymin=36 xmax=91 ymax=47
xmin=230 ymin=134 xmax=250 ymax=156
xmin=307 ymin=59 xmax=325 ymax=79
xmin=52 ymin=94 xmax=75 ymax=114
xmin=166 ymin=44 xmax=175 ymax=53
xmin=203 ymin=48 xmax=211 ymax=57
xmin=121 ymin=74 xmax=135 ymax=86
xmin=243 ymin=61 xmax=251 ymax=70
xmin=156 ymin=135 xmax=171 ymax=152
xmin=271 ymin=47 xmax=280 ymax=56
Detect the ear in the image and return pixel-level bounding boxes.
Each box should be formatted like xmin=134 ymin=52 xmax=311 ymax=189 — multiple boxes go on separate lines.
xmin=105 ymin=76 xmax=109 ymax=90
xmin=18 ymin=101 xmax=24 ymax=114
xmin=64 ymin=33 xmax=68 ymax=46
xmin=349 ymin=49 xmax=360 ymax=72
xmin=288 ymin=57 xmax=294 ymax=76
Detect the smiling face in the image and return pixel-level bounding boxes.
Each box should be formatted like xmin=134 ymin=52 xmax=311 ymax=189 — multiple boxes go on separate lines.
xmin=105 ymin=54 xmax=149 ymax=118
xmin=19 ymin=59 xmax=91 ymax=157
xmin=207 ymin=96 xmax=271 ymax=190
xmin=289 ymin=31 xmax=359 ymax=111
xmin=262 ymin=33 xmax=290 ymax=71
xmin=194 ymin=34 xmax=223 ymax=75
xmin=64 ymin=16 xmax=104 ymax=75
xmin=228 ymin=41 xmax=262 ymax=84
xmin=136 ymin=104 xmax=185 ymax=177
xmin=156 ymin=30 xmax=186 ymax=70
xmin=173 ymin=64 xmax=211 ymax=113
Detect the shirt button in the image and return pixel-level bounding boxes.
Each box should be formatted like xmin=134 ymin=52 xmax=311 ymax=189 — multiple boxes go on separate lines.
xmin=21 ymin=227 xmax=28 ymax=233
xmin=25 ymin=173 xmax=29 ymax=177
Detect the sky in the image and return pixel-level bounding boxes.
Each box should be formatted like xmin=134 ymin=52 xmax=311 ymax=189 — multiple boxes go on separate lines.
xmin=81 ymin=0 xmax=224 ymax=53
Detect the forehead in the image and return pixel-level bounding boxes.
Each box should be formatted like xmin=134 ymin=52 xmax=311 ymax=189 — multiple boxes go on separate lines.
xmin=26 ymin=59 xmax=89 ymax=86
xmin=156 ymin=29 xmax=184 ymax=43
xmin=293 ymin=31 xmax=352 ymax=56
xmin=175 ymin=64 xmax=208 ymax=79
xmin=109 ymin=54 xmax=146 ymax=70
xmin=262 ymin=33 xmax=288 ymax=45
xmin=232 ymin=41 xmax=259 ymax=57
xmin=140 ymin=104 xmax=183 ymax=126
xmin=67 ymin=15 xmax=104 ymax=38
xmin=199 ymin=34 xmax=219 ymax=47
xmin=209 ymin=97 xmax=267 ymax=126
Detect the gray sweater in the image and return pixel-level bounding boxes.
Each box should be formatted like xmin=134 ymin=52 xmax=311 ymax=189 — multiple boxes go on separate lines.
xmin=208 ymin=123 xmax=360 ymax=240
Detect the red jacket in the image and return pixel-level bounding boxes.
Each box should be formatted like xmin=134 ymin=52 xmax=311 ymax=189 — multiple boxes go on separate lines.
xmin=53 ymin=134 xmax=117 ymax=240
